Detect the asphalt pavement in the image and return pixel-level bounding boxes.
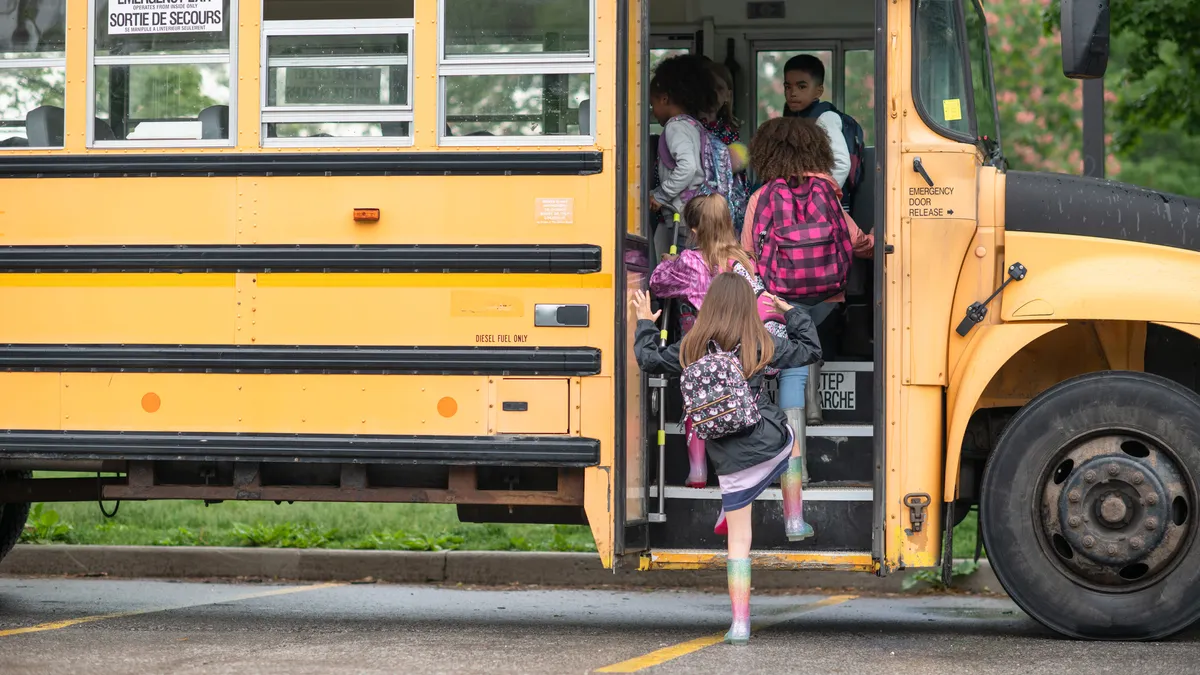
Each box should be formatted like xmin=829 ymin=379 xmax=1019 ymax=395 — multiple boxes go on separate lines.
xmin=0 ymin=578 xmax=1197 ymax=674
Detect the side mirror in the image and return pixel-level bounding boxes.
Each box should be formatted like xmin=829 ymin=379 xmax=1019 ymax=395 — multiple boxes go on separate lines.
xmin=1061 ymin=0 xmax=1110 ymax=79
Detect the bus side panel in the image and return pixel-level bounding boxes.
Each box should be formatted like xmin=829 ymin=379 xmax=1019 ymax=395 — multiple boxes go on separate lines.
xmin=240 ymin=175 xmax=605 ymax=246
xmin=250 ymin=275 xmax=613 ymax=366
xmin=0 ymin=178 xmax=237 ymax=245
xmin=0 ymin=276 xmax=237 ymax=344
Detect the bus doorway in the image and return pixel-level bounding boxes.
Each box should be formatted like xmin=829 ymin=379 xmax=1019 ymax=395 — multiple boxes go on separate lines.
xmin=623 ymin=0 xmax=884 ymax=573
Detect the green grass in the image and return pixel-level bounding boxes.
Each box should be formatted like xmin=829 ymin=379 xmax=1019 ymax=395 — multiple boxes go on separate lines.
xmin=28 ymin=500 xmax=597 ymax=552
xmin=27 ymin=499 xmax=985 ymax=557
xmin=952 ymin=509 xmax=984 ymax=559
xmin=20 ymin=468 xmax=986 ymax=557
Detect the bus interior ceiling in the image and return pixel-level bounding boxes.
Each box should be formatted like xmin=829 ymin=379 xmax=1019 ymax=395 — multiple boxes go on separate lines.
xmin=642 ymin=0 xmax=878 ymax=555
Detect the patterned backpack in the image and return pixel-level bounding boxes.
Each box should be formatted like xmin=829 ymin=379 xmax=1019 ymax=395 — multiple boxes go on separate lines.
xmin=657 ymin=115 xmax=735 ymax=209
xmin=753 ymin=176 xmax=853 ymax=300
xmin=681 ymin=342 xmax=761 ymax=440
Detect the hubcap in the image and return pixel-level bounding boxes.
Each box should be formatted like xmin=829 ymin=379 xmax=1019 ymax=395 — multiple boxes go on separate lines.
xmin=1040 ymin=434 xmax=1193 ymax=590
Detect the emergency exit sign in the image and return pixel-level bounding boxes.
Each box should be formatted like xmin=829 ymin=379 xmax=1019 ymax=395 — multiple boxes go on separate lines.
xmin=747 ymin=2 xmax=786 ymax=19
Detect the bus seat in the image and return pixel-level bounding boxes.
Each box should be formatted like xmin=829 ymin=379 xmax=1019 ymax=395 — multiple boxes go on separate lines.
xmin=198 ymin=105 xmax=229 ymax=140
xmin=94 ymin=118 xmax=116 ymax=141
xmin=25 ymin=105 xmax=64 ymax=147
xmin=0 ymin=136 xmax=28 ymax=147
xmin=850 ymin=146 xmax=876 ymax=234
xmin=844 ymin=146 xmax=876 ymax=299
xmin=578 ymin=100 xmax=591 ymax=135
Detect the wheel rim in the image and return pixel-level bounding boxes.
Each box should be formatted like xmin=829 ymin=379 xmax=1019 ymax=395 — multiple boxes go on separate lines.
xmin=1039 ymin=432 xmax=1195 ymax=591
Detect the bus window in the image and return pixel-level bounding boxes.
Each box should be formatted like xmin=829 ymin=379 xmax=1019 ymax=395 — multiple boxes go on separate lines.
xmin=913 ymin=0 xmax=972 ymax=140
xmin=439 ymin=0 xmax=594 ymax=144
xmin=648 ymin=48 xmax=688 ymax=74
xmin=647 ymin=46 xmax=689 ymax=136
xmin=91 ymin=0 xmax=234 ymax=145
xmin=444 ymin=73 xmax=591 ymax=138
xmin=755 ymin=48 xmax=833 ymax=129
xmin=964 ymin=0 xmax=1000 ymax=152
xmin=441 ymin=0 xmax=590 ymax=57
xmin=261 ymin=1 xmax=414 ymax=146
xmin=0 ymin=0 xmax=66 ymax=148
xmin=844 ymin=48 xmax=874 ymax=146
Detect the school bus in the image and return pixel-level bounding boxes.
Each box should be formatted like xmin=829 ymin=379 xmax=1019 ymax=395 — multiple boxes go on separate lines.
xmin=0 ymin=0 xmax=1195 ymax=640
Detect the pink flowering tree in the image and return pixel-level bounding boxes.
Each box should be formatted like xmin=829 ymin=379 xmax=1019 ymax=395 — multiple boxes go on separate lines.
xmin=988 ymin=0 xmax=1121 ymax=176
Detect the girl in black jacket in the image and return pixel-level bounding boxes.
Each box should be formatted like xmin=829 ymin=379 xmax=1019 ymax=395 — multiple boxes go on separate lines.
xmin=630 ymin=272 xmax=822 ymax=644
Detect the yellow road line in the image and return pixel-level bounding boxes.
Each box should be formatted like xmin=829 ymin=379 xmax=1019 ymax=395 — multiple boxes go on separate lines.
xmin=0 ymin=582 xmax=344 ymax=638
xmin=594 ymin=594 xmax=855 ymax=673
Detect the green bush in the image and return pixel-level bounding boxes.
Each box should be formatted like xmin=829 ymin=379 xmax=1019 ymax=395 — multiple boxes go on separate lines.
xmin=19 ymin=504 xmax=73 ymax=544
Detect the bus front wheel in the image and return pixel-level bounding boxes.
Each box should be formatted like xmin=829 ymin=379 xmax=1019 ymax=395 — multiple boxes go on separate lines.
xmin=981 ymin=371 xmax=1200 ymax=640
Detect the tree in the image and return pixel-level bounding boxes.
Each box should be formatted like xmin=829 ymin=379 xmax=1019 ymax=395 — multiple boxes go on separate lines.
xmin=988 ymin=0 xmax=1200 ymax=197
xmin=988 ymin=0 xmax=1108 ymax=175
xmin=1043 ymin=0 xmax=1200 ymax=151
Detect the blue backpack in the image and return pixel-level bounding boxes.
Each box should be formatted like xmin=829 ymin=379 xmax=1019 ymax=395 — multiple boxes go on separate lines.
xmin=790 ymin=101 xmax=866 ymax=211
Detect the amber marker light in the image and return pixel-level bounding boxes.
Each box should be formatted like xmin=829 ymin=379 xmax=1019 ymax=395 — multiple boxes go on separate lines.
xmin=353 ymin=208 xmax=381 ymax=223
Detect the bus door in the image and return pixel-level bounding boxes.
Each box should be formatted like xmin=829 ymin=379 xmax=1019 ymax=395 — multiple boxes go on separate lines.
xmin=626 ymin=0 xmax=884 ymax=574
xmin=616 ymin=0 xmax=653 ymax=559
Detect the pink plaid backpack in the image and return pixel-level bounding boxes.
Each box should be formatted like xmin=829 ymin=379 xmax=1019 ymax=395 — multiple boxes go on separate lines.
xmin=752 ymin=177 xmax=853 ymax=300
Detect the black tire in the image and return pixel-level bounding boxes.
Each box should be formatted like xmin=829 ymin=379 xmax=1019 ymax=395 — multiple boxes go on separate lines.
xmin=982 ymin=371 xmax=1200 ymax=640
xmin=0 ymin=471 xmax=31 ymax=561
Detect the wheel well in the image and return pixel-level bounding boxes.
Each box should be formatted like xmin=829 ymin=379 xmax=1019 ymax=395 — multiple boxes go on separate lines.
xmin=1145 ymin=323 xmax=1200 ymax=395
xmin=955 ymin=321 xmax=1200 ymax=509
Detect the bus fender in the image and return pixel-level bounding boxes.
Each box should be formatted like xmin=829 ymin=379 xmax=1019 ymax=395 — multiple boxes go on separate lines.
xmin=944 ymin=321 xmax=1067 ymax=499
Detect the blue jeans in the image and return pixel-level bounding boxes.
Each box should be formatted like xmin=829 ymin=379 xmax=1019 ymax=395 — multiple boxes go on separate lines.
xmin=778 ymin=366 xmax=808 ymax=410
xmin=777 ymin=301 xmax=836 ymax=410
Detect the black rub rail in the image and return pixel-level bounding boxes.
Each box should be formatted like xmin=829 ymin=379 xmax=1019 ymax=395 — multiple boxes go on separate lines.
xmin=0 ymin=345 xmax=602 ymax=377
xmin=0 ymin=430 xmax=601 ymax=467
xmin=0 ymin=151 xmax=604 ymax=178
xmin=0 ymin=244 xmax=603 ymax=274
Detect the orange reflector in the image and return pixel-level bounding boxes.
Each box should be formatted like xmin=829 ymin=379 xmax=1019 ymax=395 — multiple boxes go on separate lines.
xmin=353 ymin=208 xmax=381 ymax=223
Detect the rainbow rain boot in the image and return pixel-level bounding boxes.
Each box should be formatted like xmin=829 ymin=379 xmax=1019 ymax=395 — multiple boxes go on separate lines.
xmin=725 ymin=557 xmax=751 ymax=645
xmin=782 ymin=457 xmax=815 ymax=541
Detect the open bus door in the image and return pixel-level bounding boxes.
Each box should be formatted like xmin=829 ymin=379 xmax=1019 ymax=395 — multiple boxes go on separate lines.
xmin=615 ymin=0 xmax=653 ymax=560
xmin=615 ymin=0 xmax=887 ymax=574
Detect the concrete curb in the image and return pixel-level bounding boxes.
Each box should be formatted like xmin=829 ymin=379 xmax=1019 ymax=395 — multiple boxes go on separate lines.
xmin=0 ymin=545 xmax=1003 ymax=594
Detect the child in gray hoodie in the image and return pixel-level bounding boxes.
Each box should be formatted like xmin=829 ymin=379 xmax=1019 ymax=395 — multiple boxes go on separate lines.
xmin=649 ymin=54 xmax=719 ymax=261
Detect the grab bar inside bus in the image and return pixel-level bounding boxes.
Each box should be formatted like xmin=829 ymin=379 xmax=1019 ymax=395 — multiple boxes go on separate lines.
xmin=648 ymin=211 xmax=683 ymax=524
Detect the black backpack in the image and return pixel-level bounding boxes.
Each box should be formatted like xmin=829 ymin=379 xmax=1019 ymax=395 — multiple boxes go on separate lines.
xmin=792 ymin=101 xmax=866 ymax=211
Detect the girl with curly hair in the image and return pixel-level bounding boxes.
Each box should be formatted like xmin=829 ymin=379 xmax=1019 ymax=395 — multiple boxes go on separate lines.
xmin=648 ymin=54 xmax=719 ymax=258
xmin=741 ymin=116 xmax=873 ymax=479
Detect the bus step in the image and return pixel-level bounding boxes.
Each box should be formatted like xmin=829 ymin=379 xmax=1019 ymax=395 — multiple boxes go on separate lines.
xmin=659 ymin=425 xmax=874 ymax=485
xmin=650 ymin=494 xmax=873 ymax=551
xmin=648 ymin=485 xmax=872 ymax=501
xmin=664 ymin=423 xmax=872 ymax=438
xmin=639 ymin=549 xmax=875 ymax=572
